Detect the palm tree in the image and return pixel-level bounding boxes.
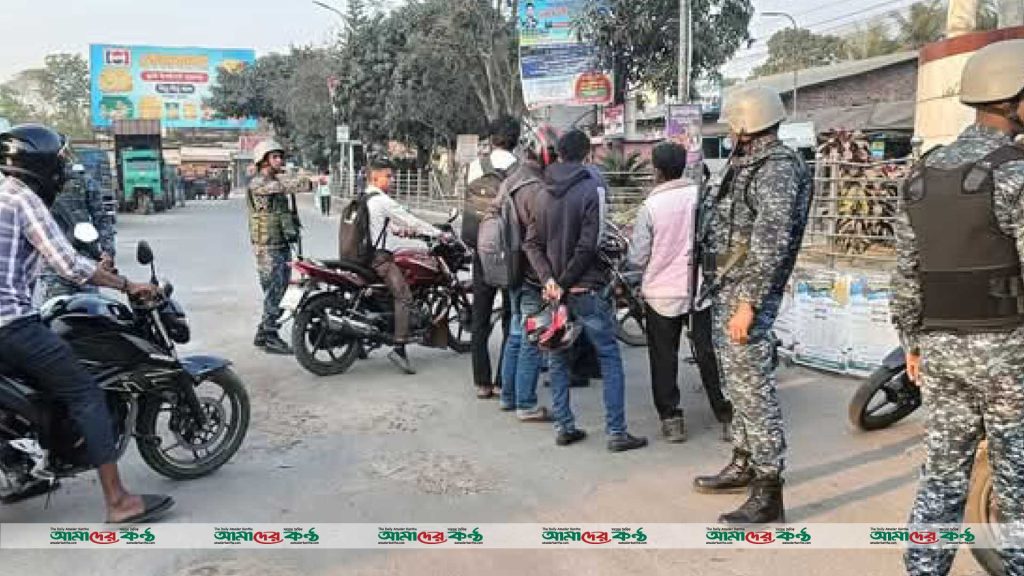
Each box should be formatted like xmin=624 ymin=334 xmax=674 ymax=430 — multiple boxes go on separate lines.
xmin=891 ymin=0 xmax=946 ymax=49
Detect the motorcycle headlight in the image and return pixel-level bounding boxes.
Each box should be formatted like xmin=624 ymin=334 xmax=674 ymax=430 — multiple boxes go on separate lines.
xmin=162 ymin=312 xmax=190 ymax=344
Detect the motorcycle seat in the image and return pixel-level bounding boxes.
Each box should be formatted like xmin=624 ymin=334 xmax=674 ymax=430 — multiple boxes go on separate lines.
xmin=316 ymin=259 xmax=381 ymax=282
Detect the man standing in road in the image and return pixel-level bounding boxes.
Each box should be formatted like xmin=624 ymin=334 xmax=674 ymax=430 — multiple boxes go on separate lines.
xmin=692 ymin=86 xmax=811 ymax=524
xmin=38 ymin=162 xmax=117 ymax=301
xmin=465 ymin=117 xmax=516 ymax=399
xmin=628 ymin=141 xmax=702 ymax=443
xmin=524 ymin=129 xmax=647 ymax=452
xmin=893 ymin=40 xmax=1024 ymax=576
xmin=247 ymin=139 xmax=302 ymax=355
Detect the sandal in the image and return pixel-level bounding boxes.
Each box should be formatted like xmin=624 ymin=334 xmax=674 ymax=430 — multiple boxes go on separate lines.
xmin=108 ymin=494 xmax=175 ymax=524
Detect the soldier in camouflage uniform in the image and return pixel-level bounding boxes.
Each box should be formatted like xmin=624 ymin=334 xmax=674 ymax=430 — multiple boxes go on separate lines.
xmin=892 ymin=40 xmax=1024 ymax=576
xmin=38 ymin=163 xmax=117 ymax=301
xmin=692 ymin=86 xmax=812 ymax=524
xmin=248 ymin=140 xmax=302 ymax=355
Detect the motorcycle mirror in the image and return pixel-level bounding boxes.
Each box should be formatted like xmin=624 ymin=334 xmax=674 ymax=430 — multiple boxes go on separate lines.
xmin=73 ymin=223 xmax=100 ymax=244
xmin=447 ymin=208 xmax=460 ymax=223
xmin=137 ymin=241 xmax=154 ymax=266
xmin=162 ymin=281 xmax=174 ymax=298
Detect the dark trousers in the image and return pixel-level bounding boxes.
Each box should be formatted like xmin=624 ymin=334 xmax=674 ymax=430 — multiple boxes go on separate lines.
xmin=319 ymin=196 xmax=331 ymax=215
xmin=0 ymin=317 xmax=115 ymax=466
xmin=470 ymin=252 xmax=511 ymax=387
xmin=372 ymin=251 xmax=413 ymax=343
xmin=646 ymin=304 xmax=731 ymax=423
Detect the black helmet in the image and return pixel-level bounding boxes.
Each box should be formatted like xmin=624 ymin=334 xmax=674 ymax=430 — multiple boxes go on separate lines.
xmin=0 ymin=124 xmax=68 ymax=206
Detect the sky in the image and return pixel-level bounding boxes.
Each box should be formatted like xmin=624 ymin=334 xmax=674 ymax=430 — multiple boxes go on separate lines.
xmin=1 ymin=0 xmax=924 ymax=83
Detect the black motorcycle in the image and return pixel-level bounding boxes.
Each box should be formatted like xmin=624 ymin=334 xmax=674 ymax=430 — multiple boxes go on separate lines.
xmin=0 ymin=235 xmax=249 ymax=503
xmin=848 ymin=346 xmax=922 ymax=431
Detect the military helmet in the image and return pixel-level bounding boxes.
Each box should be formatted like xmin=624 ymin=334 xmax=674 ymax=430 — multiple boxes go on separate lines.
xmin=721 ymin=86 xmax=787 ymax=135
xmin=960 ymin=39 xmax=1024 ymax=106
xmin=253 ymin=139 xmax=285 ymax=166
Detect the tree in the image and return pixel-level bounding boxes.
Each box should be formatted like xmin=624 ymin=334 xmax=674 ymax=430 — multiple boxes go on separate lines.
xmin=841 ymin=21 xmax=900 ymax=60
xmin=752 ymin=28 xmax=844 ymax=77
xmin=0 ymin=83 xmax=40 ymax=123
xmin=575 ymin=0 xmax=755 ymax=99
xmin=38 ymin=54 xmax=91 ymax=137
xmin=892 ymin=1 xmax=946 ymax=49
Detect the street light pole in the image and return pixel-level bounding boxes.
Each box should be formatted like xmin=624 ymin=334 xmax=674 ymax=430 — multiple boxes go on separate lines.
xmin=762 ymin=11 xmax=799 ymax=117
xmin=313 ymin=0 xmax=348 ymax=193
xmin=678 ymin=0 xmax=691 ymax=102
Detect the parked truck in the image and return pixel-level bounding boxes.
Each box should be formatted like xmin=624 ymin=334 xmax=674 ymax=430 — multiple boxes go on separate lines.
xmin=112 ymin=119 xmax=168 ymax=214
xmin=73 ymin=146 xmax=118 ymax=222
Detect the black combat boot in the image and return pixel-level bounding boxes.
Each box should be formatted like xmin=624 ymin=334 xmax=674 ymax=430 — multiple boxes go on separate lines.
xmin=693 ymin=450 xmax=755 ymax=494
xmin=253 ymin=330 xmax=267 ymax=348
xmin=718 ymin=474 xmax=785 ymax=524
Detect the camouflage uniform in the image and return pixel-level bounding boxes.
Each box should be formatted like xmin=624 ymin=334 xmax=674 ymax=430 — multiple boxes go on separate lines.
xmin=893 ymin=124 xmax=1024 ymax=576
xmin=247 ymin=174 xmax=300 ymax=335
xmin=38 ymin=175 xmax=116 ymax=301
xmin=704 ymin=134 xmax=811 ymax=476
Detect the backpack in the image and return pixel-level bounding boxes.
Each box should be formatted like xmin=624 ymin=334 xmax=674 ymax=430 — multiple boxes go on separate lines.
xmin=339 ymin=190 xmax=382 ymax=265
xmin=476 ymin=173 xmax=535 ymax=288
xmin=462 ymin=156 xmax=515 ymax=248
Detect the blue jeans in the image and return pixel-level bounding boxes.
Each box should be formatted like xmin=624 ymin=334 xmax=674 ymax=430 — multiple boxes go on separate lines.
xmin=0 ymin=316 xmax=116 ymax=466
xmin=501 ymin=284 xmax=544 ymax=410
xmin=550 ymin=292 xmax=627 ymax=435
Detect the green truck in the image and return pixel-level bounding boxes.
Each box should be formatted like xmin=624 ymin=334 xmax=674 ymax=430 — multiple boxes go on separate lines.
xmin=121 ymin=148 xmax=166 ymax=214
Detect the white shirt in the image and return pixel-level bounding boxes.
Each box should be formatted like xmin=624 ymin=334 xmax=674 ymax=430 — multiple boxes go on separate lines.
xmin=364 ymin=185 xmax=440 ymax=250
xmin=467 ymin=148 xmax=517 ymax=183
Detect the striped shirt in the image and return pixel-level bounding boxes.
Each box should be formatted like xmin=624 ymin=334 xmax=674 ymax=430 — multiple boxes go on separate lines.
xmin=0 ymin=174 xmax=97 ymax=327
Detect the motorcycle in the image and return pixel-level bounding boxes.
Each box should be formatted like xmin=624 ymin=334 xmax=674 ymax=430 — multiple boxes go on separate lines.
xmin=849 ymin=347 xmax=1002 ymax=576
xmin=848 ymin=346 xmax=922 ymax=431
xmin=0 ymin=229 xmax=250 ymax=503
xmin=287 ymin=216 xmax=475 ymax=376
xmin=600 ymin=222 xmax=648 ymax=347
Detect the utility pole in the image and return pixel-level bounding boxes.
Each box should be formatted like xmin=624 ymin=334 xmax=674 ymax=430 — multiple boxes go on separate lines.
xmin=678 ymin=0 xmax=691 ymax=103
xmin=763 ymin=11 xmax=799 ymax=117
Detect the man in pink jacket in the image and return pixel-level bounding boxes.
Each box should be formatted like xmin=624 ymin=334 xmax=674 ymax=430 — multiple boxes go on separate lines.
xmin=629 ymin=142 xmax=717 ymax=442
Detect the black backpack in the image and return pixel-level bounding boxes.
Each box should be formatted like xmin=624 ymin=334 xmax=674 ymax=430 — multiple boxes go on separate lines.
xmin=462 ymin=156 xmax=514 ymax=248
xmin=339 ymin=190 xmax=383 ymax=265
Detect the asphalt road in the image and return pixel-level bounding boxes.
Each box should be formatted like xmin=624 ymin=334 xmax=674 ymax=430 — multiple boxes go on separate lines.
xmin=1 ymin=193 xmax=992 ymax=576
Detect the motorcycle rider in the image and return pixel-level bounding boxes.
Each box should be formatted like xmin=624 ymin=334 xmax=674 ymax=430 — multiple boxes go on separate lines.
xmin=692 ymin=86 xmax=811 ymax=524
xmin=362 ymin=156 xmax=446 ymax=374
xmin=892 ymin=39 xmax=1024 ymax=576
xmin=0 ymin=124 xmax=172 ymax=521
xmin=247 ymin=139 xmax=302 ymax=355
xmin=38 ymin=162 xmax=117 ymax=301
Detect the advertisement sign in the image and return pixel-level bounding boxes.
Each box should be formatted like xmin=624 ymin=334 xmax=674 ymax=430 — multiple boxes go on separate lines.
xmin=90 ymin=44 xmax=258 ymax=129
xmin=602 ymin=104 xmax=625 ymax=138
xmin=518 ymin=1 xmax=612 ymax=109
xmin=665 ymin=104 xmax=703 ymax=166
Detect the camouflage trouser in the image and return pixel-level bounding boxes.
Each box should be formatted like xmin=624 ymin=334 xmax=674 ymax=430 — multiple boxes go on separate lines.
xmin=711 ymin=296 xmax=786 ymax=476
xmin=906 ymin=331 xmax=1024 ymax=576
xmin=254 ymin=245 xmax=292 ymax=334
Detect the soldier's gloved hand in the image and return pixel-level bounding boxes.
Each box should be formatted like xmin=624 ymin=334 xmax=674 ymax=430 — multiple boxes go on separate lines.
xmin=728 ymin=302 xmax=755 ymax=345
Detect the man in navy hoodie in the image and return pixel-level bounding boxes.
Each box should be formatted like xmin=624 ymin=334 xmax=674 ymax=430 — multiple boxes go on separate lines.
xmin=524 ymin=129 xmax=647 ymax=452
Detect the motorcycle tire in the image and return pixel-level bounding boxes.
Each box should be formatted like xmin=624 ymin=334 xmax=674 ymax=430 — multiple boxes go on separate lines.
xmin=445 ymin=297 xmax=474 ymax=354
xmin=136 ymin=367 xmax=250 ymax=481
xmin=292 ymin=293 xmax=360 ymax=376
xmin=848 ymin=365 xmax=921 ymax=431
xmin=966 ymin=443 xmax=1005 ymax=576
xmin=616 ymin=307 xmax=648 ymax=347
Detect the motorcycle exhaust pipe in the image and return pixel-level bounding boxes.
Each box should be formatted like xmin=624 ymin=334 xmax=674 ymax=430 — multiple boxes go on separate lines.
xmin=326 ymin=312 xmax=381 ymax=340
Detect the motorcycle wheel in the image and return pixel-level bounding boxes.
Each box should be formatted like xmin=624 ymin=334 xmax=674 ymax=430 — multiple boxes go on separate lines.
xmin=848 ymin=365 xmax=921 ymax=431
xmin=616 ymin=306 xmax=648 ymax=347
xmin=966 ymin=443 xmax=1005 ymax=576
xmin=136 ymin=367 xmax=250 ymax=480
xmin=292 ymin=293 xmax=360 ymax=376
xmin=446 ymin=296 xmax=473 ymax=353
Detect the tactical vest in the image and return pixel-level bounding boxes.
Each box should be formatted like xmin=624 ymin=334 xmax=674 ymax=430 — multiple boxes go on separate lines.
xmin=904 ymin=145 xmax=1024 ymax=332
xmin=246 ymin=179 xmax=296 ymax=247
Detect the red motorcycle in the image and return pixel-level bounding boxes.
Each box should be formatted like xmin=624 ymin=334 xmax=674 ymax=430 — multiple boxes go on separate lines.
xmin=286 ymin=223 xmax=474 ymax=376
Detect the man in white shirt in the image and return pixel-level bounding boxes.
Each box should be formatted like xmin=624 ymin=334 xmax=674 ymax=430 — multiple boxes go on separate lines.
xmin=364 ymin=158 xmax=444 ymax=374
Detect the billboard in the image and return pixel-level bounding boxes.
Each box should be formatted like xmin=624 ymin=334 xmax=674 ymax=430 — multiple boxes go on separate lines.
xmin=665 ymin=104 xmax=703 ymax=167
xmin=517 ymin=1 xmax=612 ymax=109
xmin=90 ymin=44 xmax=258 ymax=129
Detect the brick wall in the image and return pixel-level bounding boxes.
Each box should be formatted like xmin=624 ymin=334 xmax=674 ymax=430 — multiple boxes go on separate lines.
xmin=780 ymin=60 xmax=918 ymax=111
